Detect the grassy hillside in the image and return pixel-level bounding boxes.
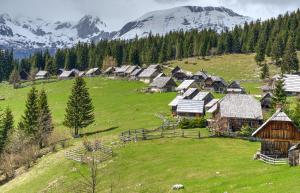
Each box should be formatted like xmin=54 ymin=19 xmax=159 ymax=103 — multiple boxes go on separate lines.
xmin=167 ymin=54 xmax=280 ymax=81
xmin=0 ymin=78 xmax=175 ymax=136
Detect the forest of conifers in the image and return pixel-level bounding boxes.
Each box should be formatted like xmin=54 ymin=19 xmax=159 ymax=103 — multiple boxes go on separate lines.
xmin=1 ymin=9 xmax=300 ymax=81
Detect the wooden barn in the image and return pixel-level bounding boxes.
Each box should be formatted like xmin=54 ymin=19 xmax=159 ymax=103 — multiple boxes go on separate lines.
xmin=212 ymin=94 xmax=263 ymax=132
xmin=176 ymin=99 xmax=205 ymax=118
xmin=261 ymin=92 xmax=273 ymax=109
xmin=172 ymin=70 xmax=189 ymax=81
xmin=252 ymin=109 xmax=300 ymax=158
xmin=212 ymin=76 xmax=227 ymax=93
xmin=103 ymin=67 xmax=115 ymax=76
xmin=226 ymin=81 xmax=245 ymax=94
xmin=149 ymin=77 xmax=177 ymax=92
xmin=59 ymin=70 xmax=77 ymax=79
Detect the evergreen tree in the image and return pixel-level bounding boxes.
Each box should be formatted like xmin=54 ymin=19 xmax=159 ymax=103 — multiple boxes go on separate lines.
xmin=282 ymin=35 xmax=299 ymax=73
xmin=20 ymin=87 xmax=39 ymax=136
xmin=45 ymin=57 xmax=56 ymax=75
xmin=255 ymin=32 xmax=266 ymax=65
xmin=260 ymin=63 xmax=270 ymax=79
xmin=36 ymin=90 xmax=53 ymax=148
xmin=271 ymin=36 xmax=284 ymax=65
xmin=0 ymin=108 xmax=14 ymax=154
xmin=175 ymin=39 xmax=183 ymax=60
xmin=64 ymin=77 xmax=95 ymax=137
xmin=272 ymin=75 xmax=287 ymax=107
xmin=9 ymin=67 xmax=20 ymax=89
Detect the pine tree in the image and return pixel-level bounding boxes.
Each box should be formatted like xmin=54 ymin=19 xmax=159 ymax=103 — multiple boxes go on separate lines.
xmin=272 ymin=75 xmax=287 ymax=107
xmin=36 ymin=90 xmax=53 ymax=148
xmin=255 ymin=32 xmax=266 ymax=65
xmin=271 ymin=36 xmax=284 ymax=65
xmin=260 ymin=63 xmax=270 ymax=79
xmin=9 ymin=67 xmax=20 ymax=89
xmin=0 ymin=108 xmax=14 ymax=154
xmin=282 ymin=35 xmax=299 ymax=73
xmin=45 ymin=57 xmax=56 ymax=75
xmin=20 ymin=87 xmax=39 ymax=136
xmin=175 ymin=39 xmax=183 ymax=60
xmin=64 ymin=77 xmax=94 ymax=137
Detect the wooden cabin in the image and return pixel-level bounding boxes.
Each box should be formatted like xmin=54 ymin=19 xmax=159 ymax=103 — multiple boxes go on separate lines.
xmin=172 ymin=70 xmax=189 ymax=81
xmin=226 ymin=81 xmax=245 ymax=94
xmin=138 ymin=68 xmax=161 ymax=83
xmin=149 ymin=77 xmax=177 ymax=92
xmin=182 ymin=88 xmax=199 ymax=99
xmin=176 ymin=99 xmax=205 ymax=118
xmin=193 ymin=92 xmax=214 ymax=105
xmin=261 ymin=92 xmax=273 ymax=109
xmin=115 ymin=65 xmax=131 ymax=77
xmin=125 ymin=66 xmax=139 ymax=77
xmin=35 ymin=71 xmax=50 ymax=80
xmin=252 ymin=109 xmax=300 ymax=158
xmin=59 ymin=70 xmax=77 ymax=79
xmin=213 ymin=94 xmax=263 ymax=132
xmin=176 ymin=80 xmax=199 ymax=93
xmin=168 ymin=96 xmax=184 ymax=116
xmin=193 ymin=71 xmax=209 ymax=84
xmin=288 ymin=143 xmax=300 ymax=166
xmin=103 ymin=67 xmax=115 ymax=76
xmin=86 ymin=68 xmax=101 ymax=77
xmin=130 ymin=68 xmax=143 ymax=80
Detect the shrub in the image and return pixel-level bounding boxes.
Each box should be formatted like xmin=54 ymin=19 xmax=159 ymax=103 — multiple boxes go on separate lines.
xmin=179 ymin=118 xmax=207 ymax=129
xmin=239 ymin=126 xmax=256 ymax=137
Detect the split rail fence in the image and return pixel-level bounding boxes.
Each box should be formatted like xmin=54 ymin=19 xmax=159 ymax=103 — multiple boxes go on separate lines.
xmin=257 ymin=153 xmax=288 ymax=165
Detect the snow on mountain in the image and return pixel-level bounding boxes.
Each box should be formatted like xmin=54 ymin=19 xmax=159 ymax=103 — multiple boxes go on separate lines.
xmin=115 ymin=6 xmax=252 ymax=39
xmin=0 ymin=14 xmax=111 ymax=49
xmin=0 ymin=6 xmax=252 ymax=51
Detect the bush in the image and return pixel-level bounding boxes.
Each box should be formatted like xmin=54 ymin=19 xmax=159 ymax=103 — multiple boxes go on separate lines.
xmin=179 ymin=118 xmax=207 ymax=129
xmin=238 ymin=126 xmax=256 ymax=137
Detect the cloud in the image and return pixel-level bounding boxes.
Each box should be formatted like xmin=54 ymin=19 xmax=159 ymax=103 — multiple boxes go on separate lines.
xmin=0 ymin=0 xmax=299 ymax=31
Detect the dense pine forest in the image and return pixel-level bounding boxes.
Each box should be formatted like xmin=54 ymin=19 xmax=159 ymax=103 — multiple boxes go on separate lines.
xmin=1 ymin=9 xmax=300 ymax=81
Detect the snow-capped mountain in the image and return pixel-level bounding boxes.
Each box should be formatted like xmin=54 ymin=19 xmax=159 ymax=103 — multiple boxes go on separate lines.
xmin=115 ymin=6 xmax=252 ymax=39
xmin=0 ymin=6 xmax=252 ymax=52
xmin=0 ymin=14 xmax=112 ymax=49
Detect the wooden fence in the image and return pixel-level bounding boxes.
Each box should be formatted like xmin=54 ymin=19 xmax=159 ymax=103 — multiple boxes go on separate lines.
xmin=120 ymin=128 xmax=203 ymax=143
xmin=65 ymin=143 xmax=113 ymax=163
xmin=256 ymin=153 xmax=288 ymax=165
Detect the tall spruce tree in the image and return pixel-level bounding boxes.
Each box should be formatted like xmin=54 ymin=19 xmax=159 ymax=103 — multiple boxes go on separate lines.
xmin=255 ymin=32 xmax=266 ymax=65
xmin=64 ymin=77 xmax=94 ymax=137
xmin=282 ymin=35 xmax=299 ymax=73
xmin=0 ymin=108 xmax=14 ymax=154
xmin=271 ymin=36 xmax=284 ymax=65
xmin=36 ymin=90 xmax=54 ymax=148
xmin=272 ymin=75 xmax=287 ymax=107
xmin=20 ymin=87 xmax=39 ymax=136
xmin=260 ymin=63 xmax=270 ymax=79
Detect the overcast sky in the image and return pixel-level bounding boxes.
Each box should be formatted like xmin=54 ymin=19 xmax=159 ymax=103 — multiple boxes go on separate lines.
xmin=1 ymin=0 xmax=300 ymax=30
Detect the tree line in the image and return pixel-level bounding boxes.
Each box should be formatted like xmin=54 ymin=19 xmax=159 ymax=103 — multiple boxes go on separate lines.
xmin=1 ymin=9 xmax=300 ymax=82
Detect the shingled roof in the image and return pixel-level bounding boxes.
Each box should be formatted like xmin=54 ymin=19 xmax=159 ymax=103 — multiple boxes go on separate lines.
xmin=168 ymin=96 xmax=185 ymax=107
xmin=131 ymin=68 xmax=143 ymax=77
xmin=125 ymin=66 xmax=139 ymax=74
xmin=176 ymin=80 xmax=195 ymax=91
xmin=150 ymin=77 xmax=176 ymax=89
xmin=252 ymin=109 xmax=293 ymax=136
xmin=193 ymin=92 xmax=211 ymax=101
xmin=138 ymin=68 xmax=158 ymax=78
xmin=177 ymin=99 xmax=204 ymax=114
xmin=283 ymin=74 xmax=300 ymax=93
xmin=183 ymin=88 xmax=199 ymax=98
xmin=86 ymin=68 xmax=100 ymax=75
xmin=219 ymin=94 xmax=263 ymax=120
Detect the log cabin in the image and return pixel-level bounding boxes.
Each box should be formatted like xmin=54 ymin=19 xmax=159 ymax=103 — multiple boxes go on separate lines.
xmin=176 ymin=80 xmax=200 ymax=93
xmin=176 ymin=99 xmax=205 ymax=118
xmin=192 ymin=91 xmax=214 ymax=105
xmin=149 ymin=77 xmax=177 ymax=92
xmin=252 ymin=109 xmax=300 ymax=158
xmin=35 ymin=71 xmax=50 ymax=80
xmin=168 ymin=96 xmax=184 ymax=116
xmin=226 ymin=81 xmax=245 ymax=94
xmin=261 ymin=92 xmax=273 ymax=109
xmin=138 ymin=67 xmax=161 ymax=83
xmin=192 ymin=70 xmax=209 ymax=84
xmin=212 ymin=94 xmax=263 ymax=132
xmin=86 ymin=68 xmax=101 ymax=77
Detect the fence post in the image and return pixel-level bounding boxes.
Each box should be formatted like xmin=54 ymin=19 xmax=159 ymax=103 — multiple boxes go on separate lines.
xmin=142 ymin=129 xmax=146 ymax=140
xmin=198 ymin=131 xmax=201 ymax=139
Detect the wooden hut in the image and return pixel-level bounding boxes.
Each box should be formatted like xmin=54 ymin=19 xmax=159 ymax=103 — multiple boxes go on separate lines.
xmin=211 ymin=76 xmax=227 ymax=93
xmin=59 ymin=70 xmax=76 ymax=79
xmin=226 ymin=81 xmax=245 ymax=94
xmin=124 ymin=66 xmax=139 ymax=77
xmin=176 ymin=80 xmax=199 ymax=93
xmin=86 ymin=68 xmax=101 ymax=77
xmin=35 ymin=71 xmax=50 ymax=80
xmin=261 ymin=92 xmax=273 ymax=109
xmin=149 ymin=77 xmax=177 ymax=92
xmin=130 ymin=68 xmax=143 ymax=80
xmin=176 ymin=99 xmax=205 ymax=118
xmin=193 ymin=71 xmax=209 ymax=84
xmin=168 ymin=96 xmax=184 ymax=115
xmin=288 ymin=143 xmax=300 ymax=166
xmin=172 ymin=69 xmax=189 ymax=81
xmin=193 ymin=92 xmax=214 ymax=105
xmin=182 ymin=88 xmax=199 ymax=99
xmin=252 ymin=109 xmax=300 ymax=158
xmin=138 ymin=67 xmax=161 ymax=83
xmin=103 ymin=67 xmax=115 ymax=76
xmin=213 ymin=94 xmax=263 ymax=132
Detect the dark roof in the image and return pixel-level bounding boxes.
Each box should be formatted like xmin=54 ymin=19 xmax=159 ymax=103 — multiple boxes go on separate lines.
xmin=150 ymin=77 xmax=176 ymax=88
xmin=211 ymin=76 xmax=227 ymax=86
xmin=228 ymin=81 xmax=242 ymax=89
xmin=171 ymin=66 xmax=181 ymax=74
xmin=220 ymin=94 xmax=263 ymax=120
xmin=260 ymin=92 xmax=273 ymax=101
xmin=183 ymin=88 xmax=199 ymax=98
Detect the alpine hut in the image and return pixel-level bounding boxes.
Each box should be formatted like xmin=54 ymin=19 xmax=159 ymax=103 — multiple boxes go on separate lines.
xmin=86 ymin=68 xmax=101 ymax=77
xmin=226 ymin=81 xmax=245 ymax=94
xmin=252 ymin=109 xmax=300 ymax=158
xmin=176 ymin=99 xmax=205 ymax=118
xmin=176 ymin=80 xmax=199 ymax=93
xmin=138 ymin=67 xmax=160 ymax=83
xmin=168 ymin=96 xmax=184 ymax=115
xmin=35 ymin=71 xmax=50 ymax=80
xmin=149 ymin=77 xmax=177 ymax=92
xmin=193 ymin=92 xmax=214 ymax=105
xmin=182 ymin=88 xmax=199 ymax=99
xmin=213 ymin=94 xmax=263 ymax=132
xmin=261 ymin=92 xmax=273 ymax=109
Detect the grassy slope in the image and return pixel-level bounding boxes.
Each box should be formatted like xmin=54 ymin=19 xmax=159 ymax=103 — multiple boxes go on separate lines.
xmin=1 ymin=53 xmax=300 ymax=193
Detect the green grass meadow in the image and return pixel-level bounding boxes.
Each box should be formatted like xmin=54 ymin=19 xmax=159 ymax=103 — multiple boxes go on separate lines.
xmin=1 ymin=54 xmax=300 ymax=193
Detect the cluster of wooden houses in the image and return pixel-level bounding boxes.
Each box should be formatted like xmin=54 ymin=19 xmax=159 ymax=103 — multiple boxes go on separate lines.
xmin=35 ymin=68 xmax=102 ymax=80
